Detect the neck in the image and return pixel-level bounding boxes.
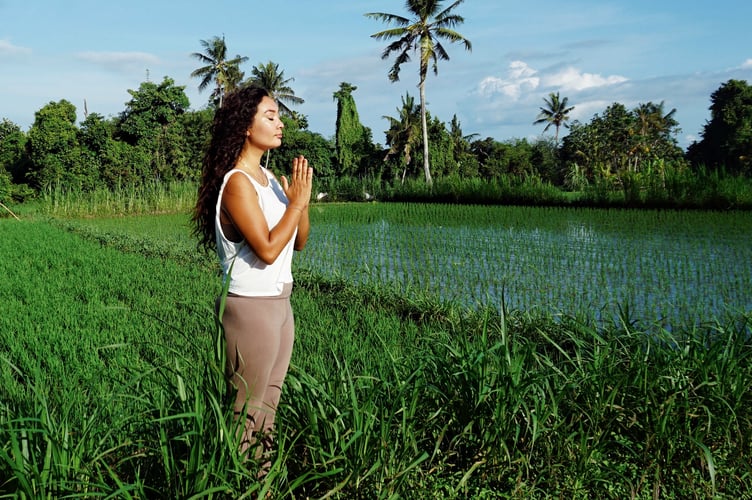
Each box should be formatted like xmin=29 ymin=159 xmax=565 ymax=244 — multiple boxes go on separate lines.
xmin=236 ymin=154 xmax=268 ymax=186
xmin=236 ymin=153 xmax=263 ymax=174
xmin=236 ymin=142 xmax=266 ymax=172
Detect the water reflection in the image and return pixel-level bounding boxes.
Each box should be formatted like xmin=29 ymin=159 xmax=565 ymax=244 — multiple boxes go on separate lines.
xmin=298 ymin=211 xmax=751 ymax=332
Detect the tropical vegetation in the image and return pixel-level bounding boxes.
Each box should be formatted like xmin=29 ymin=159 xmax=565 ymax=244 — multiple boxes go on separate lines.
xmin=366 ymin=0 xmax=472 ymax=185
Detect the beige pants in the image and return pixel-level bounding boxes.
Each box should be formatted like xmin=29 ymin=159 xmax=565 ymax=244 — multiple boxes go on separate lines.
xmin=219 ymin=282 xmax=295 ymax=455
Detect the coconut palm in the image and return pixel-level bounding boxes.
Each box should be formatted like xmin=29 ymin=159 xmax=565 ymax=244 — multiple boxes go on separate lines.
xmin=246 ymin=61 xmax=304 ymax=118
xmin=534 ymin=92 xmax=575 ymax=143
xmin=383 ymin=93 xmax=422 ymax=183
xmin=190 ymin=36 xmax=248 ymax=108
xmin=635 ymin=101 xmax=677 ymax=139
xmin=631 ymin=101 xmax=679 ymax=170
xmin=366 ymin=0 xmax=472 ymax=185
xmin=244 ymin=61 xmax=305 ymax=167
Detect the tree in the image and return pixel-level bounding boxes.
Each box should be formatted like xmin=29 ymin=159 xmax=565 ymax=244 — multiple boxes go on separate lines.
xmin=0 ymin=119 xmax=29 ymax=186
xmin=117 ymin=77 xmax=191 ymax=181
xmin=366 ymin=0 xmax=472 ymax=185
xmin=383 ymin=93 xmax=423 ymax=183
xmin=631 ymin=101 xmax=681 ymax=169
xmin=246 ymin=61 xmax=304 ymax=118
xmin=447 ymin=114 xmax=479 ymax=177
xmin=26 ymin=100 xmax=85 ymax=190
xmin=180 ymin=108 xmax=215 ymax=181
xmin=560 ymin=101 xmax=685 ymax=191
xmin=191 ymin=36 xmax=248 ymax=108
xmin=470 ymin=137 xmax=508 ymax=178
xmin=333 ymin=82 xmax=372 ymax=176
xmin=533 ymin=92 xmax=575 ymax=143
xmin=687 ymin=79 xmax=752 ymax=175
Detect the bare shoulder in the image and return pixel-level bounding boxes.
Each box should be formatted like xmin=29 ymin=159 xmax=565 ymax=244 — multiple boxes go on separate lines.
xmin=224 ymin=170 xmax=256 ymax=196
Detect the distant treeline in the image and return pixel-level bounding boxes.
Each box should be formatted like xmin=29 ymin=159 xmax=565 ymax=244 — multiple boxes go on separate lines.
xmin=1 ymin=77 xmax=750 ymax=210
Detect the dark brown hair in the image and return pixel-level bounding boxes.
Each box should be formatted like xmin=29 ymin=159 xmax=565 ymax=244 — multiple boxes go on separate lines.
xmin=192 ymin=85 xmax=272 ymax=252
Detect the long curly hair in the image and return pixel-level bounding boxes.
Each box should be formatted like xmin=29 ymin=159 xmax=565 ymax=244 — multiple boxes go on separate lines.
xmin=192 ymin=85 xmax=272 ymax=252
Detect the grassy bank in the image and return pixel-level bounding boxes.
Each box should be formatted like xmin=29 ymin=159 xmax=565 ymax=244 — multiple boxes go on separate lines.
xmin=1 ymin=218 xmax=750 ymax=498
xmin=5 ymin=165 xmax=752 ymax=223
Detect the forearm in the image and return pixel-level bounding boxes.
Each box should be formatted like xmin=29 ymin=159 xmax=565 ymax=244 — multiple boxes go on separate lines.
xmin=257 ymin=205 xmax=306 ymax=263
xmin=294 ymin=208 xmax=310 ymax=251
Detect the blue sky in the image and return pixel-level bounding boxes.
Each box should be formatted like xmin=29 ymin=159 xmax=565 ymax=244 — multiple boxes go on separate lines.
xmin=1 ymin=1 xmax=750 ymax=149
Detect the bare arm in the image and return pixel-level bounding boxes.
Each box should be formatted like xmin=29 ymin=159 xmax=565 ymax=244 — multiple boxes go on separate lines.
xmin=294 ymin=206 xmax=310 ymax=251
xmin=222 ymin=156 xmax=313 ymax=264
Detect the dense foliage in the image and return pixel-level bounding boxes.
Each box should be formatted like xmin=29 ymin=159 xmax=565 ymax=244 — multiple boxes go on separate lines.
xmin=687 ymin=79 xmax=752 ymax=176
xmin=2 ymin=77 xmax=752 ymax=209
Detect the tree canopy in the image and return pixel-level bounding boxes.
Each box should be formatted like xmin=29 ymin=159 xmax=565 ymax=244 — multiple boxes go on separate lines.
xmin=366 ymin=0 xmax=472 ymax=185
xmin=688 ymin=79 xmax=752 ymax=176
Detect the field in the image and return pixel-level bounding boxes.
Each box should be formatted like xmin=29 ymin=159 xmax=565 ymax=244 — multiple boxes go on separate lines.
xmin=1 ymin=204 xmax=751 ymax=498
xmin=297 ymin=204 xmax=752 ymax=331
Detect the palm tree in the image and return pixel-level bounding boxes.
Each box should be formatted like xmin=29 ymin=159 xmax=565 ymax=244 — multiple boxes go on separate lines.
xmin=533 ymin=92 xmax=575 ymax=143
xmin=635 ymin=101 xmax=677 ymax=139
xmin=631 ymin=101 xmax=678 ymax=171
xmin=190 ymin=36 xmax=248 ymax=108
xmin=366 ymin=0 xmax=472 ymax=185
xmin=244 ymin=61 xmax=305 ymax=167
xmin=383 ymin=93 xmax=422 ymax=183
xmin=246 ymin=61 xmax=304 ymax=118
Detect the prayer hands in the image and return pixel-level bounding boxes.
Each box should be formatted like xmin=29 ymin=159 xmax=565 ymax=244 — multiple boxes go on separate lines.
xmin=281 ymin=155 xmax=313 ymax=210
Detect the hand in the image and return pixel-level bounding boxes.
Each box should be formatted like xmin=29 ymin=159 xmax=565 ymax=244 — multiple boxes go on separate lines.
xmin=280 ymin=155 xmax=313 ymax=210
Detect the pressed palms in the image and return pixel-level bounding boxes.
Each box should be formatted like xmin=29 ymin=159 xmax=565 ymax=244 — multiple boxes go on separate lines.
xmin=534 ymin=92 xmax=575 ymax=143
xmin=190 ymin=36 xmax=248 ymax=108
xmin=246 ymin=61 xmax=304 ymax=118
xmin=366 ymin=0 xmax=472 ymax=185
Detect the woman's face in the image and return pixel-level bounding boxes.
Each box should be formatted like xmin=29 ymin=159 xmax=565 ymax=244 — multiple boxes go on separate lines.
xmin=247 ymin=96 xmax=284 ymax=151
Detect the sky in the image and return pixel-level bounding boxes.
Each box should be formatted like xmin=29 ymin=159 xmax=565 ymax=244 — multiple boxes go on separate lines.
xmin=1 ymin=1 xmax=751 ymax=150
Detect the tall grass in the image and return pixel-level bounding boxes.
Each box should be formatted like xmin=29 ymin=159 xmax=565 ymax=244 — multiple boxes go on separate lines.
xmin=308 ymin=171 xmax=752 ymax=209
xmin=1 ymin=216 xmax=750 ymax=497
xmin=36 ymin=180 xmax=197 ymax=218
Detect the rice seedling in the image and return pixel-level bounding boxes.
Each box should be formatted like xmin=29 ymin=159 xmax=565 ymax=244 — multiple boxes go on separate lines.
xmin=296 ymin=203 xmax=752 ymax=333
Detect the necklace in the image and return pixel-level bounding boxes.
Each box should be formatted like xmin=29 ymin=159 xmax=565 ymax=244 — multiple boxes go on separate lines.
xmin=237 ymin=159 xmax=268 ymax=187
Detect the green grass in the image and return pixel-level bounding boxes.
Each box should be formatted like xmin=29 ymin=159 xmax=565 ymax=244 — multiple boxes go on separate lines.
xmin=1 ymin=215 xmax=750 ymax=498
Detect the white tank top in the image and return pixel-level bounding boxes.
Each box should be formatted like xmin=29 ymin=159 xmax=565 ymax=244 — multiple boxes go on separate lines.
xmin=214 ymin=168 xmax=296 ymax=296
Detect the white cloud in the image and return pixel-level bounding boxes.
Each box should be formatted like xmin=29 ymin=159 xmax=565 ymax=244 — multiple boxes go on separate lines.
xmin=543 ymin=66 xmax=628 ymax=91
xmin=75 ymin=51 xmax=160 ymax=74
xmin=742 ymin=59 xmax=752 ymax=69
xmin=0 ymin=39 xmax=31 ymax=56
xmin=478 ymin=61 xmax=540 ymax=101
xmin=476 ymin=60 xmax=628 ymax=104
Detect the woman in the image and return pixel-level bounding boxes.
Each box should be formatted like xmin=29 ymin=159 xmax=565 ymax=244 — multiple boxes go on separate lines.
xmin=193 ymin=85 xmax=313 ymax=467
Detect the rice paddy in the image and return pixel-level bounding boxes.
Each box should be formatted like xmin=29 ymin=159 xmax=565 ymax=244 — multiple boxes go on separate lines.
xmin=298 ymin=203 xmax=752 ymax=331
